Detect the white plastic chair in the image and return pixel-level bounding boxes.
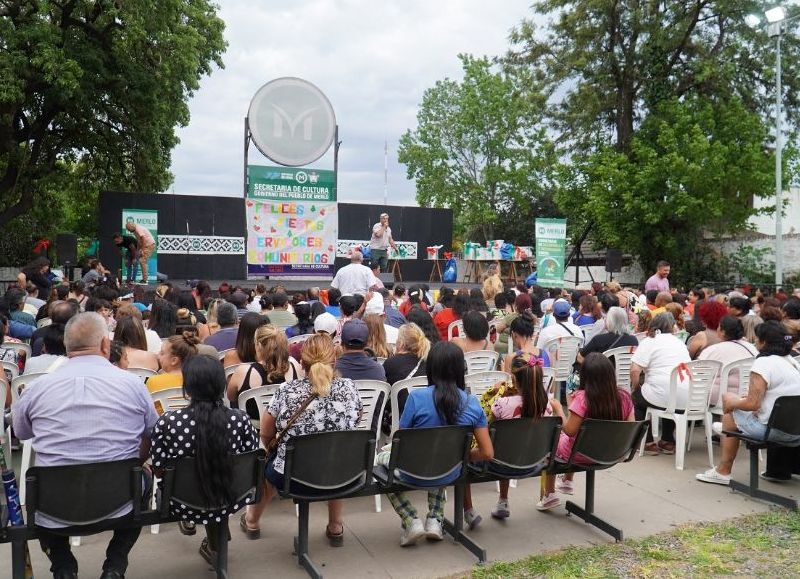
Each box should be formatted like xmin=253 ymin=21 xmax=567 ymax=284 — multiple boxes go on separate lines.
xmin=464 ymin=371 xmax=511 ymax=398
xmin=127 ymin=367 xmax=157 ymax=380
xmin=36 ymin=318 xmax=52 ymax=329
xmin=224 ymin=363 xmax=250 ymax=381
xmin=3 ymin=342 xmax=32 ymax=360
xmin=447 ymin=319 xmax=464 ymax=341
xmin=10 ymin=373 xmax=48 ymax=507
xmin=464 ymin=350 xmax=500 ymax=374
xmin=288 ymin=334 xmax=315 ymax=345
xmin=237 ymin=383 xmax=283 ymax=430
xmin=710 ymin=357 xmax=755 ymax=419
xmin=151 ymin=387 xmax=190 ymax=413
xmin=603 ymin=345 xmax=637 ymax=392
xmin=1 ymin=360 xmax=20 ymax=381
xmin=388 ymin=376 xmax=430 ymax=436
xmin=353 ymin=379 xmax=391 ymax=513
xmin=217 ymin=348 xmax=235 ymax=361
xmin=540 ymin=336 xmax=582 ymax=396
xmin=639 ymin=360 xmax=722 ymax=470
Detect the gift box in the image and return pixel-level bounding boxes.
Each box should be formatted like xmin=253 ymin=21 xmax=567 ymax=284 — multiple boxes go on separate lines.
xmin=487 ymin=240 xmax=505 ymax=260
xmin=426 ymin=245 xmax=443 ymax=260
xmin=515 ymin=246 xmax=533 ymax=260
xmin=463 ymin=241 xmax=482 ymax=260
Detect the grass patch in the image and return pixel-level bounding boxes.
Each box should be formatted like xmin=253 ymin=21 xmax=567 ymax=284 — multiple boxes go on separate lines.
xmin=467 ymin=510 xmax=800 ymax=578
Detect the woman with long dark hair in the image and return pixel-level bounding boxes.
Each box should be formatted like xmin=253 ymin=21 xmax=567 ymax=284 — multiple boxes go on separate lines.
xmin=697 ymin=321 xmax=800 ymax=485
xmin=222 ymin=312 xmax=269 ymax=368
xmin=150 ymin=355 xmax=259 ymax=567
xmin=148 ymin=300 xmax=178 ymax=339
xmin=386 ymin=342 xmax=493 ymax=547
xmin=115 ymin=316 xmax=159 ymax=371
xmin=503 ymin=312 xmax=549 ymax=372
xmin=286 ymin=302 xmax=314 ymax=338
xmin=539 ymin=353 xmax=633 ymax=510
xmin=406 ymin=306 xmax=440 ymax=345
xmin=433 ymin=293 xmax=470 ymax=341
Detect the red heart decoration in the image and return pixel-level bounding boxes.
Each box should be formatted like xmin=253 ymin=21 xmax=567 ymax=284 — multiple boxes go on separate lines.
xmin=253 ymin=225 xmax=261 ymax=231
xmin=270 ymin=227 xmax=277 ymax=233
xmin=319 ymin=209 xmax=325 ymax=216
xmin=246 ymin=200 xmax=253 ymax=207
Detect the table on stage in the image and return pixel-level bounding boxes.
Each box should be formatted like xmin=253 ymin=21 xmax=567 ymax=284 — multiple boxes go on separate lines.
xmin=463 ymin=259 xmax=533 ymax=285
xmin=427 ymin=259 xmax=447 ymax=282
xmin=387 ymin=259 xmax=403 ymax=282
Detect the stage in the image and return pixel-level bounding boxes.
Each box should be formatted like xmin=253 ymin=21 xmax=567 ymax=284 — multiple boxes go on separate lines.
xmin=159 ymin=279 xmax=482 ymax=294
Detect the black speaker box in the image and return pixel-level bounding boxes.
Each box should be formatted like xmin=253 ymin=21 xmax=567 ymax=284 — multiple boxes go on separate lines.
xmin=605 ymin=249 xmax=622 ymax=273
xmin=56 ymin=233 xmax=78 ymax=265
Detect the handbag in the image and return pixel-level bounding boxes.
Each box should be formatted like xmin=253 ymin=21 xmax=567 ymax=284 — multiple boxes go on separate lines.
xmin=266 ymin=393 xmax=317 ymax=462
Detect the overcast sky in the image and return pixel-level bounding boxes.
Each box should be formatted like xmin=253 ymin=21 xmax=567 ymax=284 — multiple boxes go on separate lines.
xmin=168 ymin=0 xmax=533 ymax=206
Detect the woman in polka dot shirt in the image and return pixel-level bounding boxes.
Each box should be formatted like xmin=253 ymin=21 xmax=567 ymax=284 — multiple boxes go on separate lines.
xmin=150 ymin=355 xmax=259 ymax=567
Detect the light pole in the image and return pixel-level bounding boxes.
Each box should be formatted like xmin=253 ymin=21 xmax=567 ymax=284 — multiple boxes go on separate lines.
xmin=748 ymin=6 xmax=796 ymax=289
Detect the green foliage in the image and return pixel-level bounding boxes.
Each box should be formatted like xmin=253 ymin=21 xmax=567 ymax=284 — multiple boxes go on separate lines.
xmin=0 ymin=0 xmax=226 ymax=247
xmin=508 ymin=0 xmax=800 ymax=281
xmin=399 ymin=55 xmax=557 ymax=242
xmin=730 ymin=244 xmax=775 ymax=285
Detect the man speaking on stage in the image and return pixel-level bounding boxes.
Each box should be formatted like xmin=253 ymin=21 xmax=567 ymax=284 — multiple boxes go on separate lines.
xmin=369 ymin=212 xmax=396 ymax=272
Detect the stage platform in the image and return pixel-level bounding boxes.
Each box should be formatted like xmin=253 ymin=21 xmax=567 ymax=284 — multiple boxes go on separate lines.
xmin=167 ymin=279 xmax=482 ymax=294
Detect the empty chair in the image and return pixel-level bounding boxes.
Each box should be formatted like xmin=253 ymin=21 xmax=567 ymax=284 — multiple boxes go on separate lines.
xmin=464 ymin=350 xmax=500 ymax=374
xmin=639 ymin=360 xmax=722 ymax=470
xmin=464 ymin=370 xmax=511 ymax=398
xmin=352 ymin=380 xmax=391 ymax=433
xmin=237 ymin=383 xmax=282 ymax=429
xmin=603 ymin=345 xmax=637 ymax=392
xmin=388 ymin=376 xmax=431 ymax=435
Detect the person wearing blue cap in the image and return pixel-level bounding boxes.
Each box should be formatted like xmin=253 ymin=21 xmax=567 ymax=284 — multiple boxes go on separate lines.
xmin=536 ymin=298 xmax=584 ymax=348
xmin=334 ymin=319 xmax=386 ymax=381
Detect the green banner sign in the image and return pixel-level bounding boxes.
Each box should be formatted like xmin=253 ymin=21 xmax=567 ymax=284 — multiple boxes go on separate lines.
xmin=535 ymin=218 xmax=567 ymax=288
xmin=247 ymin=165 xmax=336 ymax=201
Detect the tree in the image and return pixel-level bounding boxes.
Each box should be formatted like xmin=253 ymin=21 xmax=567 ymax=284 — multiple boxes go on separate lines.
xmin=509 ymin=0 xmax=800 ymax=284
xmin=398 ymin=54 xmax=556 ymax=242
xmin=0 ymin=0 xmax=226 ymax=232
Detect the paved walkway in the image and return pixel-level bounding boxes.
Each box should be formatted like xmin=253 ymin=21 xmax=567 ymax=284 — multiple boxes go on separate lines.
xmin=2 ymin=444 xmax=797 ymax=578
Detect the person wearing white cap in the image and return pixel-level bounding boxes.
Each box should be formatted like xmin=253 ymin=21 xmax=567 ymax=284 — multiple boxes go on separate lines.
xmin=365 ymin=292 xmax=399 ymax=345
xmin=313 ymin=312 xmax=338 ymax=337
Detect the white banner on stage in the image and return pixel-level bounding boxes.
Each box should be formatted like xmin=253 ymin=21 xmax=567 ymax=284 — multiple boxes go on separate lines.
xmin=336 ymin=240 xmax=417 ymax=260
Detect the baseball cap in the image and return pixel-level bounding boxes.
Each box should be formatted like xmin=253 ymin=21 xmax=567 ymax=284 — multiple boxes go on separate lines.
xmin=313 ymin=312 xmax=337 ymax=335
xmin=341 ymin=319 xmax=369 ymax=348
xmin=120 ymin=292 xmax=134 ymax=300
xmin=553 ymin=299 xmax=571 ymax=318
xmin=364 ymin=293 xmax=385 ymax=316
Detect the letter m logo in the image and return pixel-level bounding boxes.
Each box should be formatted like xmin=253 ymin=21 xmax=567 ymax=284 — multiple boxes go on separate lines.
xmin=272 ymin=105 xmax=317 ymax=141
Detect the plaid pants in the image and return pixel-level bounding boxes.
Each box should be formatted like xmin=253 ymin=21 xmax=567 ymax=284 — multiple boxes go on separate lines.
xmin=386 ymin=489 xmax=446 ymax=529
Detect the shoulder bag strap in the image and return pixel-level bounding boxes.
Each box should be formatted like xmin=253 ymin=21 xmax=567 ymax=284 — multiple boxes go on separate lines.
xmin=273 ymin=393 xmax=317 ymax=447
xmin=557 ymin=321 xmax=576 ymax=337
xmin=405 ymin=357 xmax=424 ymax=380
xmin=607 ymin=333 xmax=625 ymax=351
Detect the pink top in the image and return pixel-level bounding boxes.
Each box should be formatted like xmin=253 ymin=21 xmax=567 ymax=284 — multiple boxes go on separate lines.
xmin=491 ymin=394 xmax=553 ymax=420
xmin=644 ymin=273 xmax=669 ymax=293
xmin=556 ymin=389 xmax=634 ymax=464
xmin=132 ymin=223 xmax=155 ymax=247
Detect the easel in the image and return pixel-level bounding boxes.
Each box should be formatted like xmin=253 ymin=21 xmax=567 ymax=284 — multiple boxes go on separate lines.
xmin=428 ymin=259 xmax=444 ymax=282
xmin=463 ymin=260 xmax=485 ymax=283
xmin=504 ymin=261 xmax=519 ymax=285
xmin=388 ymin=259 xmax=403 ymax=282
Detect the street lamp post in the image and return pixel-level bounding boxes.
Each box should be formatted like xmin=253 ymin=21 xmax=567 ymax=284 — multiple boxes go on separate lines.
xmin=750 ymin=6 xmax=795 ymax=289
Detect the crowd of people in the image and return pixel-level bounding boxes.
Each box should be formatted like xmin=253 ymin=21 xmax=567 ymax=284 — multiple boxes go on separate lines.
xmin=3 ymin=254 xmax=800 ymax=577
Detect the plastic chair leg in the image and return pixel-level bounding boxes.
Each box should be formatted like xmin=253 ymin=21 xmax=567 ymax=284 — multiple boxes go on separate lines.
xmin=374 ymin=494 xmax=382 ymax=513
xmin=18 ymin=440 xmax=32 ymax=505
xmin=704 ymin=414 xmax=714 ymax=468
xmin=70 ymin=536 xmax=81 ymax=547
xmin=687 ymin=420 xmax=694 ymax=451
xmin=674 ymin=417 xmax=687 ymax=470
xmin=150 ymin=476 xmax=160 ymax=534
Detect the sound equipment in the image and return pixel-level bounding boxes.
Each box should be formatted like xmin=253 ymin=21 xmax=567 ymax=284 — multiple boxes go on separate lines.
xmin=56 ymin=233 xmax=78 ymax=265
xmin=378 ymin=273 xmax=394 ymax=284
xmin=605 ymin=249 xmax=622 ymax=273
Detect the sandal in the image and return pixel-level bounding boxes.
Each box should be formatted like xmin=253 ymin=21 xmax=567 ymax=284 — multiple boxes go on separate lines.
xmin=326 ymin=523 xmax=344 ymax=547
xmin=178 ymin=520 xmax=196 ymax=536
xmin=657 ymin=440 xmax=676 ymax=455
xmin=239 ymin=513 xmax=261 ymax=540
xmin=199 ymin=537 xmax=216 ymax=568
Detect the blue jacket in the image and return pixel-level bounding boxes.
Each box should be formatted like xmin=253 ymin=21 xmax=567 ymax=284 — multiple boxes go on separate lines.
xmin=8 ymin=319 xmax=34 ymax=340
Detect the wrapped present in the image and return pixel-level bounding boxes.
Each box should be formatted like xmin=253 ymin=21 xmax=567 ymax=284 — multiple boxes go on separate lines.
xmin=487 ymin=240 xmax=504 ymax=260
xmin=426 ymin=245 xmax=443 ymax=260
xmin=515 ymin=246 xmax=533 ymax=260
xmin=443 ymin=251 xmax=453 ymax=259
xmin=463 ymin=241 xmax=482 ymax=260
xmin=475 ymin=246 xmax=492 ymax=260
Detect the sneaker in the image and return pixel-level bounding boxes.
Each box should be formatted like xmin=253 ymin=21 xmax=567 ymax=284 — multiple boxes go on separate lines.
xmin=491 ymin=499 xmax=510 ymax=519
xmin=536 ymin=492 xmax=561 ymax=511
xmin=712 ymin=422 xmax=724 ymax=436
xmin=399 ymin=518 xmax=425 ymax=547
xmin=464 ymin=508 xmax=482 ymax=530
xmin=424 ymin=517 xmax=444 ymax=541
xmin=555 ymin=475 xmax=574 ymax=495
xmin=695 ymin=467 xmax=731 ymax=486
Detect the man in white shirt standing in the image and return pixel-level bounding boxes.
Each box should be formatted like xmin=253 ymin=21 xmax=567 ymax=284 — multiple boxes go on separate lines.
xmin=536 ymin=299 xmax=585 ymax=348
xmin=369 ymin=213 xmax=396 ymax=272
xmin=331 ymin=250 xmax=378 ymax=296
